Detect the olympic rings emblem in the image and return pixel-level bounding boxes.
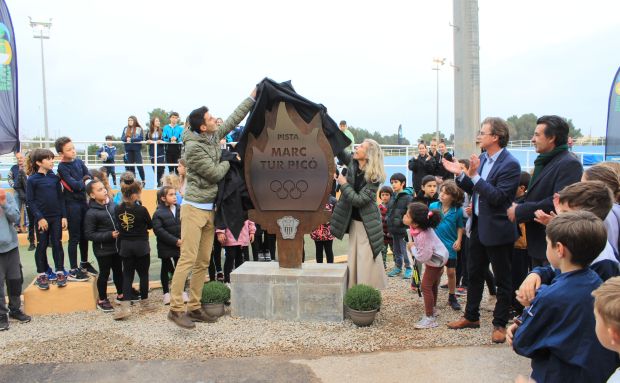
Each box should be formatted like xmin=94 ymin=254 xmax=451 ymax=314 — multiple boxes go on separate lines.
xmin=270 ymin=179 xmax=309 ymax=199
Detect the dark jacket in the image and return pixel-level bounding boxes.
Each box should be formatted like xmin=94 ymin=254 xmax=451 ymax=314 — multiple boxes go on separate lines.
xmin=84 ymin=199 xmax=119 ymax=257
xmin=57 ymin=159 xmax=91 ymax=202
xmin=408 ymin=154 xmax=436 ymax=193
xmin=121 ymin=126 xmax=144 ymax=152
xmin=8 ymin=164 xmax=27 ymax=200
xmin=457 ymin=149 xmax=521 ymax=246
xmin=437 ymin=151 xmax=454 ymax=180
xmin=386 ymin=187 xmax=414 ymax=235
xmin=330 ymin=151 xmax=384 ymax=259
xmin=116 ymin=202 xmax=152 ymax=241
xmin=429 ymin=150 xmax=442 ymax=175
xmin=26 ymin=171 xmax=66 ymax=221
xmin=414 ymin=191 xmax=439 ymax=207
xmin=152 ymin=204 xmax=181 ymax=259
xmin=236 ymin=78 xmax=350 ymax=160
xmin=145 ymin=129 xmax=165 ymax=159
xmin=514 ymin=150 xmax=583 ymax=261
xmin=214 ymin=149 xmax=253 ymax=240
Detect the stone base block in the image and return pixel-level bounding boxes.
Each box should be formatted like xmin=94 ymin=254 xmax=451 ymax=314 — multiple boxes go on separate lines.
xmin=23 ymin=276 xmax=98 ymax=315
xmin=231 ymin=262 xmax=348 ymax=322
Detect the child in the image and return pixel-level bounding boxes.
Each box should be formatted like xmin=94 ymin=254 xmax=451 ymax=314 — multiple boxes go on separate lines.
xmin=114 ymin=179 xmax=153 ymax=320
xmin=512 ymin=171 xmax=531 ymax=316
xmin=429 ymin=180 xmax=464 ymax=311
xmin=55 ymin=136 xmax=96 ymax=280
xmin=177 ymin=158 xmax=187 ymax=197
xmin=152 ymin=186 xmax=181 ymax=305
xmin=83 ymin=179 xmax=123 ymax=313
xmin=414 ymin=175 xmax=439 ymax=206
xmin=311 ymin=195 xmax=337 ymax=263
xmin=26 ymin=149 xmax=68 ymax=289
xmin=96 ymin=135 xmax=117 ymax=186
xmin=386 ymin=173 xmax=414 ymax=278
xmin=91 ymin=168 xmax=114 ymax=201
xmin=161 ymin=173 xmax=184 ymax=205
xmin=0 ymin=189 xmax=32 ymax=330
xmin=509 ymin=211 xmax=618 ymax=382
xmin=216 ymin=219 xmax=256 ymax=283
xmin=404 ymin=202 xmax=449 ymax=329
xmin=592 ymin=277 xmax=620 ymax=382
xmin=378 ymin=185 xmax=394 ymax=269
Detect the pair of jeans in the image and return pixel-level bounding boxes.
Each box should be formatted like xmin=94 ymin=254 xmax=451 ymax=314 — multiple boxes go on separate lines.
xmin=66 ymin=200 xmax=89 ymax=269
xmin=124 ymin=150 xmax=145 ymax=180
xmin=35 ymin=216 xmax=64 ymax=273
xmin=95 ymin=255 xmax=123 ymax=300
xmin=150 ymin=156 xmax=165 ymax=186
xmin=0 ymin=247 xmax=22 ymax=315
xmin=464 ymin=221 xmax=513 ymax=328
xmin=390 ymin=233 xmax=411 ymax=269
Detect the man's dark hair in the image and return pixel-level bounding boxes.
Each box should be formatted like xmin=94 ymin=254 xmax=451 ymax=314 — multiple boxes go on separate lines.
xmin=457 ymin=158 xmax=470 ymax=169
xmin=519 ymin=171 xmax=531 ymax=188
xmin=389 ymin=172 xmax=406 ymax=185
xmin=558 ymin=180 xmax=613 ymax=220
xmin=546 ymin=210 xmax=607 ymax=268
xmin=54 ymin=136 xmax=72 ymax=154
xmin=188 ymin=106 xmax=209 ymax=133
xmin=169 ymin=111 xmax=179 ymax=118
xmin=421 ymin=175 xmax=436 ymax=186
xmin=481 ymin=117 xmax=510 ymax=148
xmin=105 ymin=135 xmax=114 ymax=141
xmin=379 ymin=185 xmax=393 ymax=197
xmin=537 ymin=115 xmax=569 ymax=147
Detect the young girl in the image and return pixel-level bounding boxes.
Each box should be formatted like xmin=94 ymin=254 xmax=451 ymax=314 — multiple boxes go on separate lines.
xmin=114 ymin=179 xmax=153 ymax=320
xmin=404 ymin=202 xmax=448 ymax=329
xmin=121 ymin=115 xmax=145 ymax=182
xmin=91 ymin=168 xmax=114 ymax=200
xmin=216 ymin=220 xmax=256 ymax=283
xmin=177 ymin=158 xmax=187 ymax=197
xmin=311 ymin=196 xmax=337 ymax=263
xmin=429 ymin=180 xmax=464 ymax=311
xmin=146 ymin=117 xmax=165 ymax=187
xmin=113 ymin=172 xmax=136 ymax=205
xmin=26 ymin=148 xmax=68 ymax=289
xmin=83 ymin=179 xmax=123 ymax=312
xmin=161 ymin=174 xmax=184 ymax=205
xmin=152 ymin=186 xmax=181 ymax=305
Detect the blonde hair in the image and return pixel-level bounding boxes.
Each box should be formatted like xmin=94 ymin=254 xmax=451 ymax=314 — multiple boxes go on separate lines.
xmin=592 ymin=277 xmax=620 ymax=331
xmin=162 ymin=174 xmax=181 ymax=190
xmin=362 ymin=139 xmax=386 ymax=184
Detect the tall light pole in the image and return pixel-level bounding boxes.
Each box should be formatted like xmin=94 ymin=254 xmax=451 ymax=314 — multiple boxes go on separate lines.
xmin=432 ymin=57 xmax=446 ymax=143
xmin=29 ymin=17 xmax=52 ymax=148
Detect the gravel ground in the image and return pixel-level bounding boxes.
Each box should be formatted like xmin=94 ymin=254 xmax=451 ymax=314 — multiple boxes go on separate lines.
xmin=0 ymin=276 xmax=500 ymax=365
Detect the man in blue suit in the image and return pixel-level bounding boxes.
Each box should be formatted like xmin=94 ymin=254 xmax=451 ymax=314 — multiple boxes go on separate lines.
xmin=443 ymin=117 xmax=521 ymax=343
xmin=506 ymin=115 xmax=583 ymax=267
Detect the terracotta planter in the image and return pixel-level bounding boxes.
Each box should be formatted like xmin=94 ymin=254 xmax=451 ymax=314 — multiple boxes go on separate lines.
xmin=202 ymin=303 xmax=225 ymax=317
xmin=346 ymin=306 xmax=379 ymax=327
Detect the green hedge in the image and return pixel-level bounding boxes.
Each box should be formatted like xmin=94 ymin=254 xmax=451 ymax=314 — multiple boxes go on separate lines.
xmin=344 ymin=284 xmax=381 ymax=311
xmin=201 ymin=281 xmax=231 ymax=304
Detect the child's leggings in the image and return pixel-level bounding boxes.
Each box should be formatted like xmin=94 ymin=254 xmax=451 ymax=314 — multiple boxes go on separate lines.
xmin=422 ymin=265 xmax=444 ymax=316
xmin=95 ymin=255 xmax=123 ymax=300
xmin=160 ymin=256 xmax=179 ymax=294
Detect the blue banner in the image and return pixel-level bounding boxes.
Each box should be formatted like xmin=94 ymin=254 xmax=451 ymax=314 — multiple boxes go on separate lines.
xmin=0 ymin=0 xmax=17 ymax=154
xmin=605 ymin=66 xmax=620 ymax=161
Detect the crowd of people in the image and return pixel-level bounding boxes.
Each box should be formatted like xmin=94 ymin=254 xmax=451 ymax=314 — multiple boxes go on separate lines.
xmin=1 ymin=104 xmax=620 ymax=381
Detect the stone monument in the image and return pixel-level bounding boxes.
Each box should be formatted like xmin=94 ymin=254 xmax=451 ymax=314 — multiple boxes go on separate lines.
xmin=230 ymin=101 xmax=348 ymax=322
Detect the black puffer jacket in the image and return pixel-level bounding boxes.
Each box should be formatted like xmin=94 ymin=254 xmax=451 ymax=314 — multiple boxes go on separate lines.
xmin=152 ymin=204 xmax=181 ymax=259
xmin=84 ymin=199 xmax=119 ymax=257
xmin=386 ymin=188 xmax=414 ymax=235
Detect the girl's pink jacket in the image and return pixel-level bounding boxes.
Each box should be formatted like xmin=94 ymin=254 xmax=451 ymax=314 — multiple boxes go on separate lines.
xmin=216 ymin=220 xmax=256 ymax=247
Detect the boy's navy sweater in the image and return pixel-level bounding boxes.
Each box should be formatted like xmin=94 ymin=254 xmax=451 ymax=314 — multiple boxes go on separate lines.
xmin=513 ymin=268 xmax=619 ymax=383
xmin=26 ymin=170 xmax=66 ymax=221
xmin=57 ymin=159 xmax=90 ymax=202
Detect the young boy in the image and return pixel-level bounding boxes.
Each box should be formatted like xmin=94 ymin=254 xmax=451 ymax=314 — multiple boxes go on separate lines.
xmin=378 ymin=185 xmax=393 ymax=270
xmin=0 ymin=189 xmax=31 ymax=330
xmin=96 ymin=135 xmax=117 ymax=186
xmin=512 ymin=171 xmax=531 ymax=316
xmin=55 ymin=136 xmax=96 ymax=281
xmin=386 ymin=173 xmax=414 ymax=278
xmin=414 ymin=175 xmax=438 ymax=206
xmin=592 ymin=277 xmax=620 ymax=382
xmin=509 ymin=211 xmax=619 ymax=382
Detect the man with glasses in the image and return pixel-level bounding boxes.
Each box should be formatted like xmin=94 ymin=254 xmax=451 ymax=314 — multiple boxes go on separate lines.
xmin=442 ymin=117 xmax=521 ymax=344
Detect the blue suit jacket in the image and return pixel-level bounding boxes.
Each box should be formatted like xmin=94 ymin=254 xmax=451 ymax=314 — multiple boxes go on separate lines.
xmin=457 ymin=149 xmax=521 ymax=246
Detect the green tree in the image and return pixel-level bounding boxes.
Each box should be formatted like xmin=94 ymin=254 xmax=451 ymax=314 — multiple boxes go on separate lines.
xmin=147 ymin=108 xmax=172 ymax=128
xmin=418 ymin=132 xmax=448 ymax=145
xmin=347 ymin=126 xmax=410 ymax=145
xmin=506 ymin=114 xmax=583 ymax=142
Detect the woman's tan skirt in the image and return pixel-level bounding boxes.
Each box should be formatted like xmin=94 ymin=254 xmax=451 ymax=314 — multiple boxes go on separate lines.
xmin=347 ymin=220 xmax=388 ymax=289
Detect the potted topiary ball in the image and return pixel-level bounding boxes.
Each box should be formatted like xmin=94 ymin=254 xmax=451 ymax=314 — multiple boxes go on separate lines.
xmin=201 ymin=281 xmax=230 ymax=317
xmin=344 ymin=284 xmax=382 ymax=327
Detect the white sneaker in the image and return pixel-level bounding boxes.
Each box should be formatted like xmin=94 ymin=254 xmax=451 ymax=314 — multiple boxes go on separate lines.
xmin=432 ymin=307 xmax=439 ymax=318
xmin=182 ymin=291 xmax=189 ymax=303
xmin=162 ymin=293 xmax=171 ymax=305
xmin=415 ymin=316 xmax=438 ymax=329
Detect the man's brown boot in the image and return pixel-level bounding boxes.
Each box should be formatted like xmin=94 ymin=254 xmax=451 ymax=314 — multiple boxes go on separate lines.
xmin=492 ymin=326 xmax=507 ymax=343
xmin=187 ymin=308 xmax=218 ymax=323
xmin=167 ymin=310 xmax=196 ymax=329
xmin=447 ymin=317 xmax=480 ymax=329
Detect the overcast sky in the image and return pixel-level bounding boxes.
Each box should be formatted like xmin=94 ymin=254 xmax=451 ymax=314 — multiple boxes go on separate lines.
xmin=8 ymin=0 xmax=620 ymax=144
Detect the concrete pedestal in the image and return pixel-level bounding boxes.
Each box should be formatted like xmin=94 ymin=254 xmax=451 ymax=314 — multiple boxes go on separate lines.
xmin=231 ymin=262 xmax=348 ymax=322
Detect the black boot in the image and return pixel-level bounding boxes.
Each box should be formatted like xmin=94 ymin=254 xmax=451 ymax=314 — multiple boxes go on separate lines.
xmin=448 ymin=294 xmax=461 ymax=311
xmin=0 ymin=314 xmax=8 ymax=330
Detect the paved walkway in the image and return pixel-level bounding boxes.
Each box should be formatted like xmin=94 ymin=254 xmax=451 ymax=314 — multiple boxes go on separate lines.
xmin=0 ymin=345 xmax=530 ymax=383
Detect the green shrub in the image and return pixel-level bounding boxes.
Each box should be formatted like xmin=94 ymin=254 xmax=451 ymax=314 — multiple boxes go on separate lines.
xmin=344 ymin=284 xmax=381 ymax=311
xmin=201 ymin=281 xmax=231 ymax=304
